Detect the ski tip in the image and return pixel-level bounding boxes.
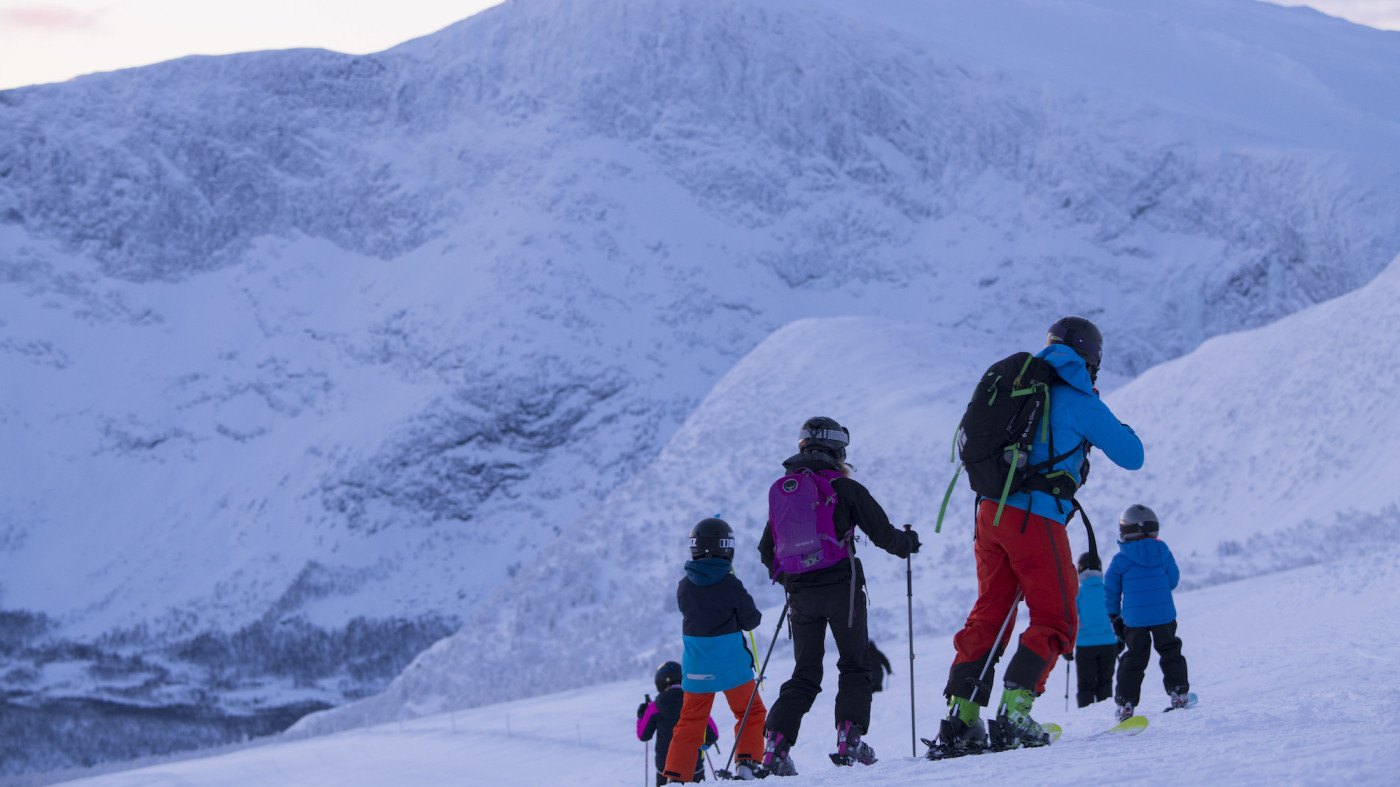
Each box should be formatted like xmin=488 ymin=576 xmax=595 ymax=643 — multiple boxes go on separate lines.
xmin=1110 ymin=715 xmax=1149 ymax=734
xmin=1044 ymin=722 xmax=1063 ymax=743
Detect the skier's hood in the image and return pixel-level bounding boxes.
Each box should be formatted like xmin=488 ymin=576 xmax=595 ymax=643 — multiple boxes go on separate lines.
xmin=1115 ymin=537 xmax=1170 ymax=567
xmin=685 ymin=557 xmax=733 ymax=586
xmin=1036 ymin=343 xmax=1095 ymax=394
xmin=781 ymin=451 xmax=843 ymax=474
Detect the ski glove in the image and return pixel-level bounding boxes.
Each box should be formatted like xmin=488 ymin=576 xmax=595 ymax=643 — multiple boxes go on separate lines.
xmin=1063 ymin=651 xmax=1075 ymax=662
xmin=1110 ymin=615 xmax=1126 ymax=640
xmin=636 ymin=701 xmax=648 ymax=719
xmin=906 ymin=528 xmax=921 ymax=554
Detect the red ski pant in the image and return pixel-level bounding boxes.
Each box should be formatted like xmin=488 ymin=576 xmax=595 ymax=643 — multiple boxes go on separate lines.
xmin=663 ymin=681 xmax=767 ymax=782
xmin=949 ymin=500 xmax=1078 ymax=698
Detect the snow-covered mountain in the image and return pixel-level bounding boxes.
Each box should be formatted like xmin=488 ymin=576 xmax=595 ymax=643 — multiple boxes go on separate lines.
xmin=294 ymin=250 xmax=1400 ymax=736
xmin=3 ymin=0 xmax=1399 ymax=774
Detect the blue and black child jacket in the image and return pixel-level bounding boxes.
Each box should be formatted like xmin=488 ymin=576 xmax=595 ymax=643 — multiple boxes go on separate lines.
xmin=677 ymin=558 xmax=761 ymax=693
xmin=1104 ymin=538 xmax=1180 ymax=628
xmin=1076 ymin=570 xmax=1118 ymax=647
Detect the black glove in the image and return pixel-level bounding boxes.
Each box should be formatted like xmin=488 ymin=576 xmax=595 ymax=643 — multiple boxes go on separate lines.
xmin=1063 ymin=651 xmax=1075 ymax=662
xmin=905 ymin=527 xmax=921 ymax=554
xmin=1110 ymin=615 xmax=1125 ymax=640
xmin=1116 ymin=639 xmax=1126 ymax=655
xmin=637 ymin=694 xmax=651 ymax=719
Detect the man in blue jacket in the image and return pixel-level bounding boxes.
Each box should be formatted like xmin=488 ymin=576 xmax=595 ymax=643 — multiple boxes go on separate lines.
xmin=1104 ymin=504 xmax=1191 ymax=721
xmin=933 ymin=316 xmax=1145 ymax=756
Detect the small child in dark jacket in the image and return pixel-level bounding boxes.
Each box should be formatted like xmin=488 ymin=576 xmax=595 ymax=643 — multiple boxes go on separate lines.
xmin=638 ymin=661 xmax=719 ymax=785
xmin=1105 ymin=504 xmax=1191 ymax=721
xmin=662 ymin=518 xmax=768 ymax=783
xmin=1068 ymin=551 xmax=1118 ymax=707
xmin=867 ymin=640 xmax=893 ymax=693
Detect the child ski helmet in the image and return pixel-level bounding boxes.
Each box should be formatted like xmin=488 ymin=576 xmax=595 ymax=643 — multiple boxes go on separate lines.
xmin=689 ymin=517 xmax=736 ymax=560
xmin=1047 ymin=316 xmax=1104 ymax=377
xmin=798 ymin=416 xmax=850 ymax=462
xmin=1119 ymin=504 xmax=1160 ymax=540
xmin=1077 ymin=551 xmax=1101 ymax=572
xmin=654 ymin=660 xmax=682 ymax=692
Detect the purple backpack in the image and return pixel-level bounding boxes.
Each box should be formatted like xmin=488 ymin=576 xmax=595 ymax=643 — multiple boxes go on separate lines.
xmin=768 ymin=468 xmax=850 ymax=579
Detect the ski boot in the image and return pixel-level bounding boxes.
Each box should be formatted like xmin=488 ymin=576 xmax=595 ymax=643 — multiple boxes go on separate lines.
xmin=1170 ymin=686 xmax=1192 ymax=711
xmin=830 ymin=720 xmax=877 ymax=766
xmin=989 ymin=685 xmax=1051 ymax=750
xmin=1166 ymin=687 xmax=1196 ymax=712
xmin=923 ymin=696 xmax=988 ymax=760
xmin=760 ymin=730 xmax=796 ymax=777
xmin=1115 ymin=698 xmax=1135 ymax=722
xmin=732 ymin=758 xmax=769 ymax=780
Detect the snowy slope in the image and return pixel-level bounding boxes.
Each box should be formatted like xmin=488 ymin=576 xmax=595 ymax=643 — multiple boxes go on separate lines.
xmin=59 ymin=541 xmax=1400 ymax=785
xmin=297 ymin=251 xmax=1400 ymax=735
xmin=1081 ymin=250 xmax=1400 ymax=581
xmin=3 ymin=0 xmax=1400 ymax=774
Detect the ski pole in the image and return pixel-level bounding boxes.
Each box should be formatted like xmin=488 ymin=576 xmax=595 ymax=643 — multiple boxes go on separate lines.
xmin=904 ymin=524 xmax=917 ymax=758
xmin=1065 ymin=658 xmax=1070 ymax=712
xmin=973 ymin=590 xmax=1022 ymax=706
xmin=704 ymin=748 xmax=718 ymax=781
xmin=718 ymin=597 xmax=791 ymax=779
xmin=644 ymin=737 xmax=649 ymax=787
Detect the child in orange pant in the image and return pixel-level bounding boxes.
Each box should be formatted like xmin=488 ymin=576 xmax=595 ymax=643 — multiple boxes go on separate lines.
xmin=662 ymin=518 xmax=768 ymax=782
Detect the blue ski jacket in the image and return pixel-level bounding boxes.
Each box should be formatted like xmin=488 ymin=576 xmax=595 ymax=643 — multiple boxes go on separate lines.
xmin=998 ymin=344 xmax=1145 ymax=524
xmin=677 ymin=558 xmax=761 ymax=693
xmin=1104 ymin=538 xmax=1180 ymax=628
xmin=1075 ymin=571 xmax=1118 ymax=647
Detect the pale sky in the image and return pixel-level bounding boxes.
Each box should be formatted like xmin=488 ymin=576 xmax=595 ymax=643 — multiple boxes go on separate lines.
xmin=0 ymin=1 xmax=1396 ymax=91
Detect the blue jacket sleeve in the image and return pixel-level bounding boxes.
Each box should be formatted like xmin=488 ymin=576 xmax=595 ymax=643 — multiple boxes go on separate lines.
xmin=1104 ymin=556 xmax=1124 ymax=618
xmin=1165 ymin=545 xmax=1180 ymax=590
xmin=1078 ymin=397 xmax=1144 ymax=471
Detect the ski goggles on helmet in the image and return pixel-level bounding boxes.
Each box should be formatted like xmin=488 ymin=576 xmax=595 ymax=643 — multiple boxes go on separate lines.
xmin=798 ymin=426 xmax=849 ymax=446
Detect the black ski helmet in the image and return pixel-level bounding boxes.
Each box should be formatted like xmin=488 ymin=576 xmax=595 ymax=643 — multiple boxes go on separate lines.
xmin=689 ymin=517 xmax=736 ymax=560
xmin=1047 ymin=316 xmax=1104 ymax=378
xmin=654 ymin=660 xmax=682 ymax=692
xmin=1119 ymin=504 xmax=1160 ymax=541
xmin=1077 ymin=551 xmax=1101 ymax=572
xmin=798 ymin=416 xmax=850 ymax=462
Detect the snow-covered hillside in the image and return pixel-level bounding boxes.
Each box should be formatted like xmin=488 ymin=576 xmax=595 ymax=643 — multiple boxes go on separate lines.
xmin=294 ymin=251 xmax=1400 ymax=735
xmin=59 ymin=541 xmax=1400 ymax=785
xmin=3 ymin=0 xmax=1400 ymax=774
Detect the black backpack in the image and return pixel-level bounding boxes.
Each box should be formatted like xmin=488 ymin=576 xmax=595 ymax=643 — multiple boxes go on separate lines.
xmin=935 ymin=352 xmax=1086 ymax=531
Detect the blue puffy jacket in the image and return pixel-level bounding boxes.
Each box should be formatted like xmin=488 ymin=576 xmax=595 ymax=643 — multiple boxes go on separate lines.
xmin=1104 ymin=538 xmax=1180 ymax=628
xmin=999 ymin=344 xmax=1145 ymax=525
xmin=1076 ymin=571 xmax=1118 ymax=647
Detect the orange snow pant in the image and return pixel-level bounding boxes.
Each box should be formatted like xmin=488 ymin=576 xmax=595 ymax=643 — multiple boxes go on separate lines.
xmin=944 ymin=500 xmax=1079 ymax=703
xmin=662 ymin=680 xmax=767 ymax=782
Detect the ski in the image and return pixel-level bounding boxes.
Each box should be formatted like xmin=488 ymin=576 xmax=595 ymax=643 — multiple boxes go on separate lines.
xmin=922 ymin=723 xmax=1061 ymax=760
xmin=1100 ymin=715 xmax=1149 ymax=736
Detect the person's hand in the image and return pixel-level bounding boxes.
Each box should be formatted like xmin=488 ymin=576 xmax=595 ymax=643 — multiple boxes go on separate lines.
xmin=1063 ymin=651 xmax=1075 ymax=662
xmin=1116 ymin=639 xmax=1126 ymax=656
xmin=904 ymin=526 xmax=921 ymax=554
xmin=637 ymin=694 xmax=651 ymax=719
xmin=1110 ymin=615 xmax=1126 ymax=640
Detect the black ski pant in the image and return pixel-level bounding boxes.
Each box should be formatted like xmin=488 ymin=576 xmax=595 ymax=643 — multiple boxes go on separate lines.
xmin=1114 ymin=620 xmax=1189 ymax=706
xmin=765 ymin=581 xmax=869 ymax=745
xmin=1074 ymin=643 xmax=1117 ymax=708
